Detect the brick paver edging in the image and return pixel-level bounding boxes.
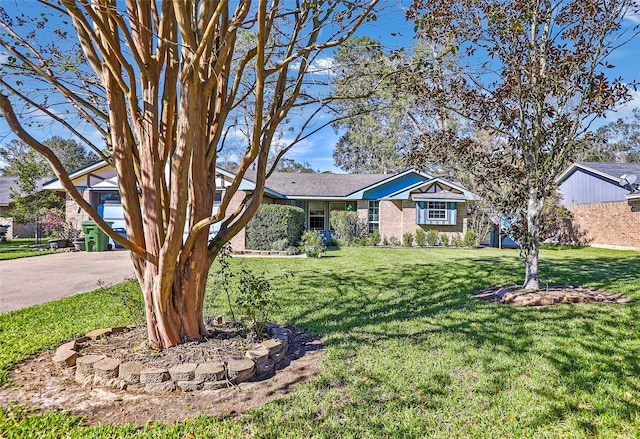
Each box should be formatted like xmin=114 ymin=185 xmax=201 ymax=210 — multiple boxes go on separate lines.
xmin=52 ymin=324 xmax=290 ymax=393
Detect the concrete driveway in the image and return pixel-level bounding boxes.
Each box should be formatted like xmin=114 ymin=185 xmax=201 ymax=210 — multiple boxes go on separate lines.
xmin=0 ymin=249 xmax=136 ymax=314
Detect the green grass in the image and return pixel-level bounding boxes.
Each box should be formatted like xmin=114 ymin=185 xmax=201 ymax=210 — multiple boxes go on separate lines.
xmin=2 ymin=246 xmax=640 ymax=437
xmin=0 ymin=238 xmax=56 ymax=260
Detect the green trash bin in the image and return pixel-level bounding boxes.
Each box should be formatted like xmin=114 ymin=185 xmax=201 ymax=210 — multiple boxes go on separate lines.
xmin=82 ymin=220 xmax=113 ymax=252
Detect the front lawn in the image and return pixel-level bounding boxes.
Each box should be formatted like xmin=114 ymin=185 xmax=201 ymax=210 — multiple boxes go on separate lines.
xmin=2 ymin=246 xmax=640 ymax=437
xmin=0 ymin=238 xmax=56 ymax=260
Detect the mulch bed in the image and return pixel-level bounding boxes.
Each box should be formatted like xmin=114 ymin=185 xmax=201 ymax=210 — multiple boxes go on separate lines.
xmin=475 ymin=285 xmax=631 ymax=306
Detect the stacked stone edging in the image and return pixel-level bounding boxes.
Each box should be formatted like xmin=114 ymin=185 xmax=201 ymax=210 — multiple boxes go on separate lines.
xmin=52 ymin=323 xmax=290 ymax=394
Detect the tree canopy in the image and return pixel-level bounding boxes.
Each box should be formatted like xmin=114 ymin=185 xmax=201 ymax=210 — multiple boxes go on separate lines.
xmin=0 ymin=0 xmax=378 ymax=349
xmin=406 ymin=0 xmax=639 ymax=289
xmin=330 ymin=36 xmax=413 ymax=173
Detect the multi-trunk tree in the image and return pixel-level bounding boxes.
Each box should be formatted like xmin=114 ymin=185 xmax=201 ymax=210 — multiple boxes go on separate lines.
xmin=0 ymin=0 xmax=377 ymax=349
xmin=406 ymin=0 xmax=639 ymax=289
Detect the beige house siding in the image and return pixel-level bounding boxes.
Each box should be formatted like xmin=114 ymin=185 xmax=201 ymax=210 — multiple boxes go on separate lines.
xmin=566 ymin=200 xmax=640 ymax=250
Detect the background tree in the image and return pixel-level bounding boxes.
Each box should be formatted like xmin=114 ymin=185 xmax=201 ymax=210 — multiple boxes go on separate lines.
xmin=407 ymin=0 xmax=638 ymax=289
xmin=274 ymin=158 xmax=315 ymax=173
xmin=578 ymin=116 xmax=640 ymax=163
xmin=0 ymin=0 xmax=377 ymax=349
xmin=330 ymin=36 xmax=413 ymax=173
xmin=1 ymin=137 xmax=99 ymax=176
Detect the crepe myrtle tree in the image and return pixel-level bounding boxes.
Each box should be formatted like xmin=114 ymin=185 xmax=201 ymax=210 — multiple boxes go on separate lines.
xmin=406 ymin=0 xmax=639 ymax=290
xmin=0 ymin=0 xmax=378 ymax=349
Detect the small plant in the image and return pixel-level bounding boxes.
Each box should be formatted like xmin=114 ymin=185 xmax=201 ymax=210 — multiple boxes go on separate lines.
xmin=367 ymin=230 xmax=381 ymax=246
xmin=440 ymin=232 xmax=450 ymax=247
xmin=300 ymin=230 xmax=325 ymax=257
xmin=463 ymin=229 xmax=478 ymax=247
xmin=382 ymin=235 xmax=389 ymax=246
xmin=42 ymin=208 xmax=81 ymax=240
xmin=451 ymin=233 xmax=464 ymax=247
xmin=388 ymin=236 xmax=400 ymax=246
xmin=402 ymin=232 xmax=414 ymax=247
xmin=236 ymin=266 xmax=280 ymax=336
xmin=326 ymin=236 xmax=340 ymax=248
xmin=415 ymin=228 xmax=426 ymax=246
xmin=271 ymin=238 xmax=288 ymax=251
xmin=426 ymin=229 xmax=439 ymax=246
xmin=285 ymin=246 xmax=300 ymax=255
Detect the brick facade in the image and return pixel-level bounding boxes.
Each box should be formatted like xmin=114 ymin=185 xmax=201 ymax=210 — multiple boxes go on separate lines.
xmin=227 ymin=190 xmax=250 ymax=252
xmin=566 ymin=200 xmax=640 ymax=250
xmin=378 ymin=200 xmax=468 ymax=243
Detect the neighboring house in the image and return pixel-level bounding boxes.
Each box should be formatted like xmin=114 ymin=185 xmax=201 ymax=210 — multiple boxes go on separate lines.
xmin=556 ymin=162 xmax=640 ymax=250
xmin=44 ymin=162 xmax=480 ymax=251
xmin=0 ymin=176 xmax=52 ymax=239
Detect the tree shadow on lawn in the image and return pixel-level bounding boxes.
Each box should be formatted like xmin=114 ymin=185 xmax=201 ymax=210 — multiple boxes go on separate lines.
xmin=280 ymin=250 xmax=640 ymax=433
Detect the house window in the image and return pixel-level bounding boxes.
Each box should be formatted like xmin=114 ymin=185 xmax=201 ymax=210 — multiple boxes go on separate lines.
xmin=214 ymin=191 xmax=223 ymax=206
xmin=309 ymin=201 xmax=326 ymax=231
xmin=368 ymin=201 xmax=379 ymax=233
xmin=416 ymin=201 xmax=456 ymax=225
xmin=427 ymin=201 xmax=447 ymax=219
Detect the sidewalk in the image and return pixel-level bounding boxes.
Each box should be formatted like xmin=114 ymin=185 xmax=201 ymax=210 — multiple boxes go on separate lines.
xmin=0 ymin=250 xmax=136 ymax=314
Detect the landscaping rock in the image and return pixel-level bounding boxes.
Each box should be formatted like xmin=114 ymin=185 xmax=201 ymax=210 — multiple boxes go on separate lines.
xmin=86 ymin=328 xmax=112 ymax=340
xmin=52 ymin=349 xmax=77 ymax=368
xmin=195 ymin=362 xmax=225 ymax=382
xmin=255 ymin=358 xmax=275 ymax=376
xmin=140 ymin=367 xmax=170 ymax=384
xmin=177 ymin=380 xmax=203 ymax=391
xmin=203 ymin=380 xmax=228 ymax=390
xmin=94 ymin=358 xmax=121 ymax=379
xmin=245 ymin=348 xmax=269 ymax=363
xmin=169 ymin=363 xmax=197 ymax=382
xmin=261 ymin=338 xmax=284 ymax=356
xmin=270 ymin=350 xmax=286 ymax=364
xmin=145 ymin=381 xmax=176 ymax=393
xmin=110 ymin=326 xmax=126 ymax=334
xmin=56 ymin=340 xmax=78 ymax=354
xmin=226 ymin=359 xmax=255 ymax=383
xmin=119 ymin=362 xmax=145 ymax=384
xmin=76 ymin=355 xmax=105 ymax=376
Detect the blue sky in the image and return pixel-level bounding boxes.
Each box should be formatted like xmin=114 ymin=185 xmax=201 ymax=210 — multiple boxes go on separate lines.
xmin=1 ymin=1 xmax=639 ymax=173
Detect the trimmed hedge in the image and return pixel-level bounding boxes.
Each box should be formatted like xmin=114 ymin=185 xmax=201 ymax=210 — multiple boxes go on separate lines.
xmin=246 ymin=204 xmax=305 ymax=250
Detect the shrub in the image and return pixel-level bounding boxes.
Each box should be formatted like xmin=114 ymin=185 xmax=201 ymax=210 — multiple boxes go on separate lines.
xmin=329 ymin=211 xmax=358 ymax=245
xmin=367 ymin=230 xmax=381 ymax=246
xmin=388 ymin=236 xmax=400 ymax=246
xmin=246 ymin=204 xmax=305 ymax=250
xmin=271 ymin=238 xmax=288 ymax=251
xmin=464 ymin=229 xmax=478 ymax=247
xmin=415 ymin=228 xmax=426 ymax=246
xmin=326 ymin=236 xmax=340 ymax=248
xmin=426 ymin=229 xmax=439 ymax=246
xmin=451 ymin=233 xmax=464 ymax=247
xmin=300 ymin=230 xmax=325 ymax=257
xmin=440 ymin=232 xmax=450 ymax=247
xmin=402 ymin=232 xmax=414 ymax=247
xmin=382 ymin=235 xmax=389 ymax=246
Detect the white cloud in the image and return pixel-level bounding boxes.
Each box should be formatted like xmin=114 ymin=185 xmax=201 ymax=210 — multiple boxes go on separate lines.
xmin=601 ymin=86 xmax=640 ymax=124
xmin=291 ymin=57 xmax=335 ymax=76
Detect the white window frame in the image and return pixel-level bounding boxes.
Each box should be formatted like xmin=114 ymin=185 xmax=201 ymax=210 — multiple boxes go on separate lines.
xmin=308 ymin=201 xmax=326 ymax=231
xmin=368 ymin=201 xmax=380 ymax=233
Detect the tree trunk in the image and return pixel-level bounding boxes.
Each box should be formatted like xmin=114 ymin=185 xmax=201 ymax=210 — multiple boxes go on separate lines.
xmin=522 ymin=188 xmax=543 ymax=290
xmin=140 ymin=242 xmax=211 ymax=350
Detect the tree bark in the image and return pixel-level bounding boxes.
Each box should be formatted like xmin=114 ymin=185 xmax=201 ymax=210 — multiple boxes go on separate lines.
xmin=522 ymin=188 xmax=543 ymax=290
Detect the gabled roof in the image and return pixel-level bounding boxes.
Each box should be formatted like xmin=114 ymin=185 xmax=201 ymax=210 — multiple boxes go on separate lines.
xmin=385 ymin=177 xmax=480 ymax=202
xmin=259 ymin=172 xmax=394 ymax=198
xmin=0 ymin=176 xmax=50 ymax=206
xmin=556 ymin=162 xmax=640 ymax=185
